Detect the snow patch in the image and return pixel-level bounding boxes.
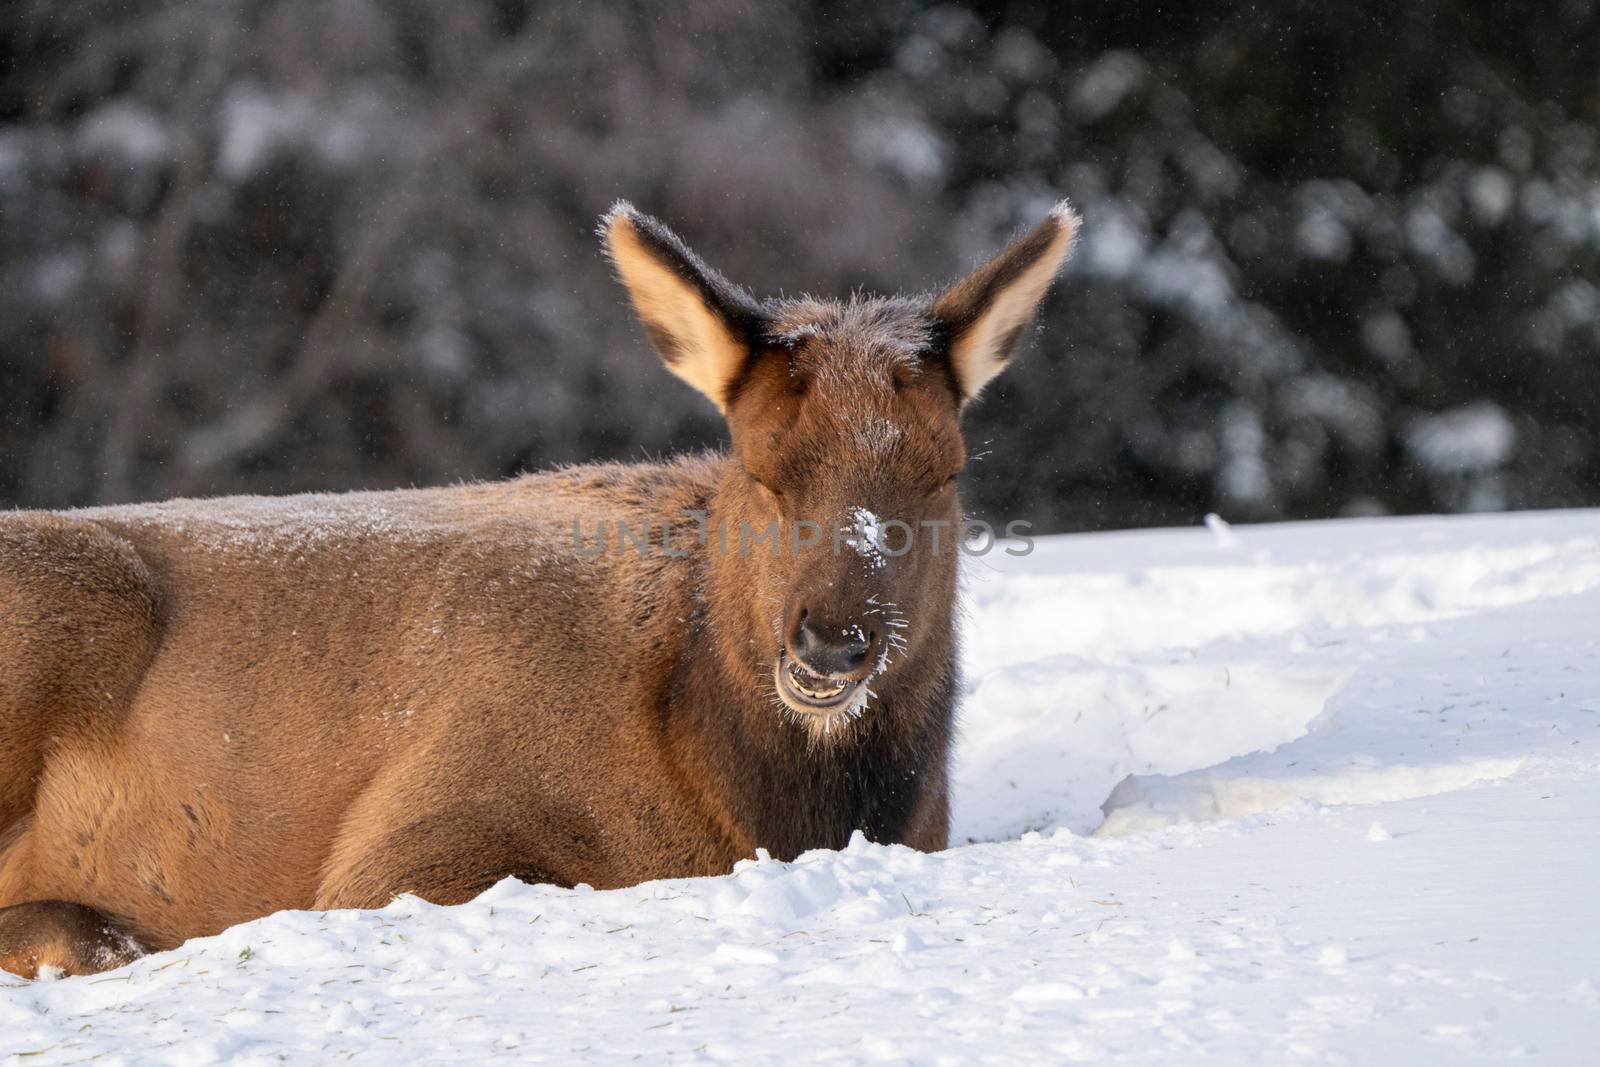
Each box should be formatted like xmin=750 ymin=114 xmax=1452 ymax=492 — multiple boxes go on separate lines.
xmin=76 ymin=103 xmax=170 ymax=166
xmin=1403 ymin=402 xmax=1516 ymax=474
xmin=1098 ymin=756 xmax=1524 ymax=835
xmin=1071 ymin=50 xmax=1145 ymax=121
xmin=956 ymin=656 xmax=1347 ymax=838
xmin=844 ymin=506 xmax=888 ymax=569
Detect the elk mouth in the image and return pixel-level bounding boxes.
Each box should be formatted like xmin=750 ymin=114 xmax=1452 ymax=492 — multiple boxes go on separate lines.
xmin=775 ymin=653 xmax=864 ymax=714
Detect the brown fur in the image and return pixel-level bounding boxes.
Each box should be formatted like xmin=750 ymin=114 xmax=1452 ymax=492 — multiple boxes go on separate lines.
xmin=0 ymin=202 xmax=1077 ymax=976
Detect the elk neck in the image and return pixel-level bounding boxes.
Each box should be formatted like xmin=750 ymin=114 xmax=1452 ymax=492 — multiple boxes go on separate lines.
xmin=656 ymin=455 xmax=958 ymax=861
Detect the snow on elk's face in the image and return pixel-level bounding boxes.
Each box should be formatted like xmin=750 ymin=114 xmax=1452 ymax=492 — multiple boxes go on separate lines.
xmin=602 ymin=200 xmax=1079 ymax=722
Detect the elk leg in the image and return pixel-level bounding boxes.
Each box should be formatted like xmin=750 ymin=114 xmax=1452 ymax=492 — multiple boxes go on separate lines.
xmin=898 ymin=761 xmax=950 ymax=852
xmin=0 ymin=517 xmax=160 ymax=835
xmin=900 ymin=786 xmax=950 ymax=853
xmin=315 ymin=812 xmax=564 ymax=912
xmin=0 ymin=900 xmax=148 ymax=979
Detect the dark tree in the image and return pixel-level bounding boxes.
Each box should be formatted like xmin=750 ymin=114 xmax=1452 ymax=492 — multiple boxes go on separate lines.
xmin=1 ymin=0 xmax=1596 ymax=530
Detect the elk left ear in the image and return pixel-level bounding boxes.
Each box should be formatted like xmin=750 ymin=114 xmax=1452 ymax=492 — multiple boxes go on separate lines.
xmin=933 ymin=201 xmax=1079 ymax=403
xmin=602 ymin=201 xmax=765 ymax=413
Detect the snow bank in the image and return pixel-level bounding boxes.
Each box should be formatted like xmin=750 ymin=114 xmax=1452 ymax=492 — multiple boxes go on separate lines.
xmin=5 ymin=510 xmax=1600 ymax=1063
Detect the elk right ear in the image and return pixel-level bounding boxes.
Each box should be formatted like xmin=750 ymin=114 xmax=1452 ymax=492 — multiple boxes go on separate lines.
xmin=933 ymin=202 xmax=1079 ymax=404
xmin=602 ymin=202 xmax=765 ymax=413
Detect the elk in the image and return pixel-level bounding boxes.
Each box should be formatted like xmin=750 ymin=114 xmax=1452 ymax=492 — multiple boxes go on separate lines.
xmin=0 ymin=201 xmax=1078 ymax=978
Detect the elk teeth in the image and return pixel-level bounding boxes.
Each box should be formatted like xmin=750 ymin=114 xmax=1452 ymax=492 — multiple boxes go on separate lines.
xmin=787 ymin=661 xmax=847 ymax=699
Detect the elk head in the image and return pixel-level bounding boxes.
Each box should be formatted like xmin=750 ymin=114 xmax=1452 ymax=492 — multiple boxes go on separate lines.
xmin=603 ymin=201 xmax=1078 ymax=729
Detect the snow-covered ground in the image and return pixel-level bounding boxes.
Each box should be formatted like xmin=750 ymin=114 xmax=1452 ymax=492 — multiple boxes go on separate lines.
xmin=5 ymin=510 xmax=1599 ymax=1064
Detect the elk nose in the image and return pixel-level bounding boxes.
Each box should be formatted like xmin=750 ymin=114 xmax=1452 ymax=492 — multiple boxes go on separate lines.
xmin=791 ymin=613 xmax=873 ymax=676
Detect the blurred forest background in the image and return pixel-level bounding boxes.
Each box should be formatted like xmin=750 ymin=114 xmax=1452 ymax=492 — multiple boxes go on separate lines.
xmin=2 ymin=0 xmax=1597 ymax=531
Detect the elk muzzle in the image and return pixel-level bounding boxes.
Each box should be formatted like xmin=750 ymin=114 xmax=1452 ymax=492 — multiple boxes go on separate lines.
xmin=775 ymin=605 xmax=883 ymax=715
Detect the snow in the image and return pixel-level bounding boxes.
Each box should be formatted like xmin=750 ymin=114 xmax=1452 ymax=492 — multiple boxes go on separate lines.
xmin=845 ymin=506 xmax=889 ymax=568
xmin=1070 ymin=50 xmax=1145 ymax=121
xmin=216 ymin=85 xmax=393 ymax=181
xmin=76 ymin=103 xmax=170 ymax=167
xmin=6 ymin=509 xmax=1600 ymax=1063
xmin=1468 ymin=166 xmax=1515 ymax=225
xmin=1405 ymin=205 xmax=1476 ymax=285
xmin=852 ymin=116 xmax=949 ymax=189
xmin=217 ymin=87 xmax=313 ymax=180
xmin=1402 ymin=401 xmax=1517 ymax=475
xmin=1361 ymin=310 xmax=1415 ymax=364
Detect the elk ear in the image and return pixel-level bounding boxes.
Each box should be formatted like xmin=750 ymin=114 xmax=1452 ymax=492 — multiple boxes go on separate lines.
xmin=602 ymin=202 xmax=765 ymax=412
xmin=933 ymin=202 xmax=1079 ymax=403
